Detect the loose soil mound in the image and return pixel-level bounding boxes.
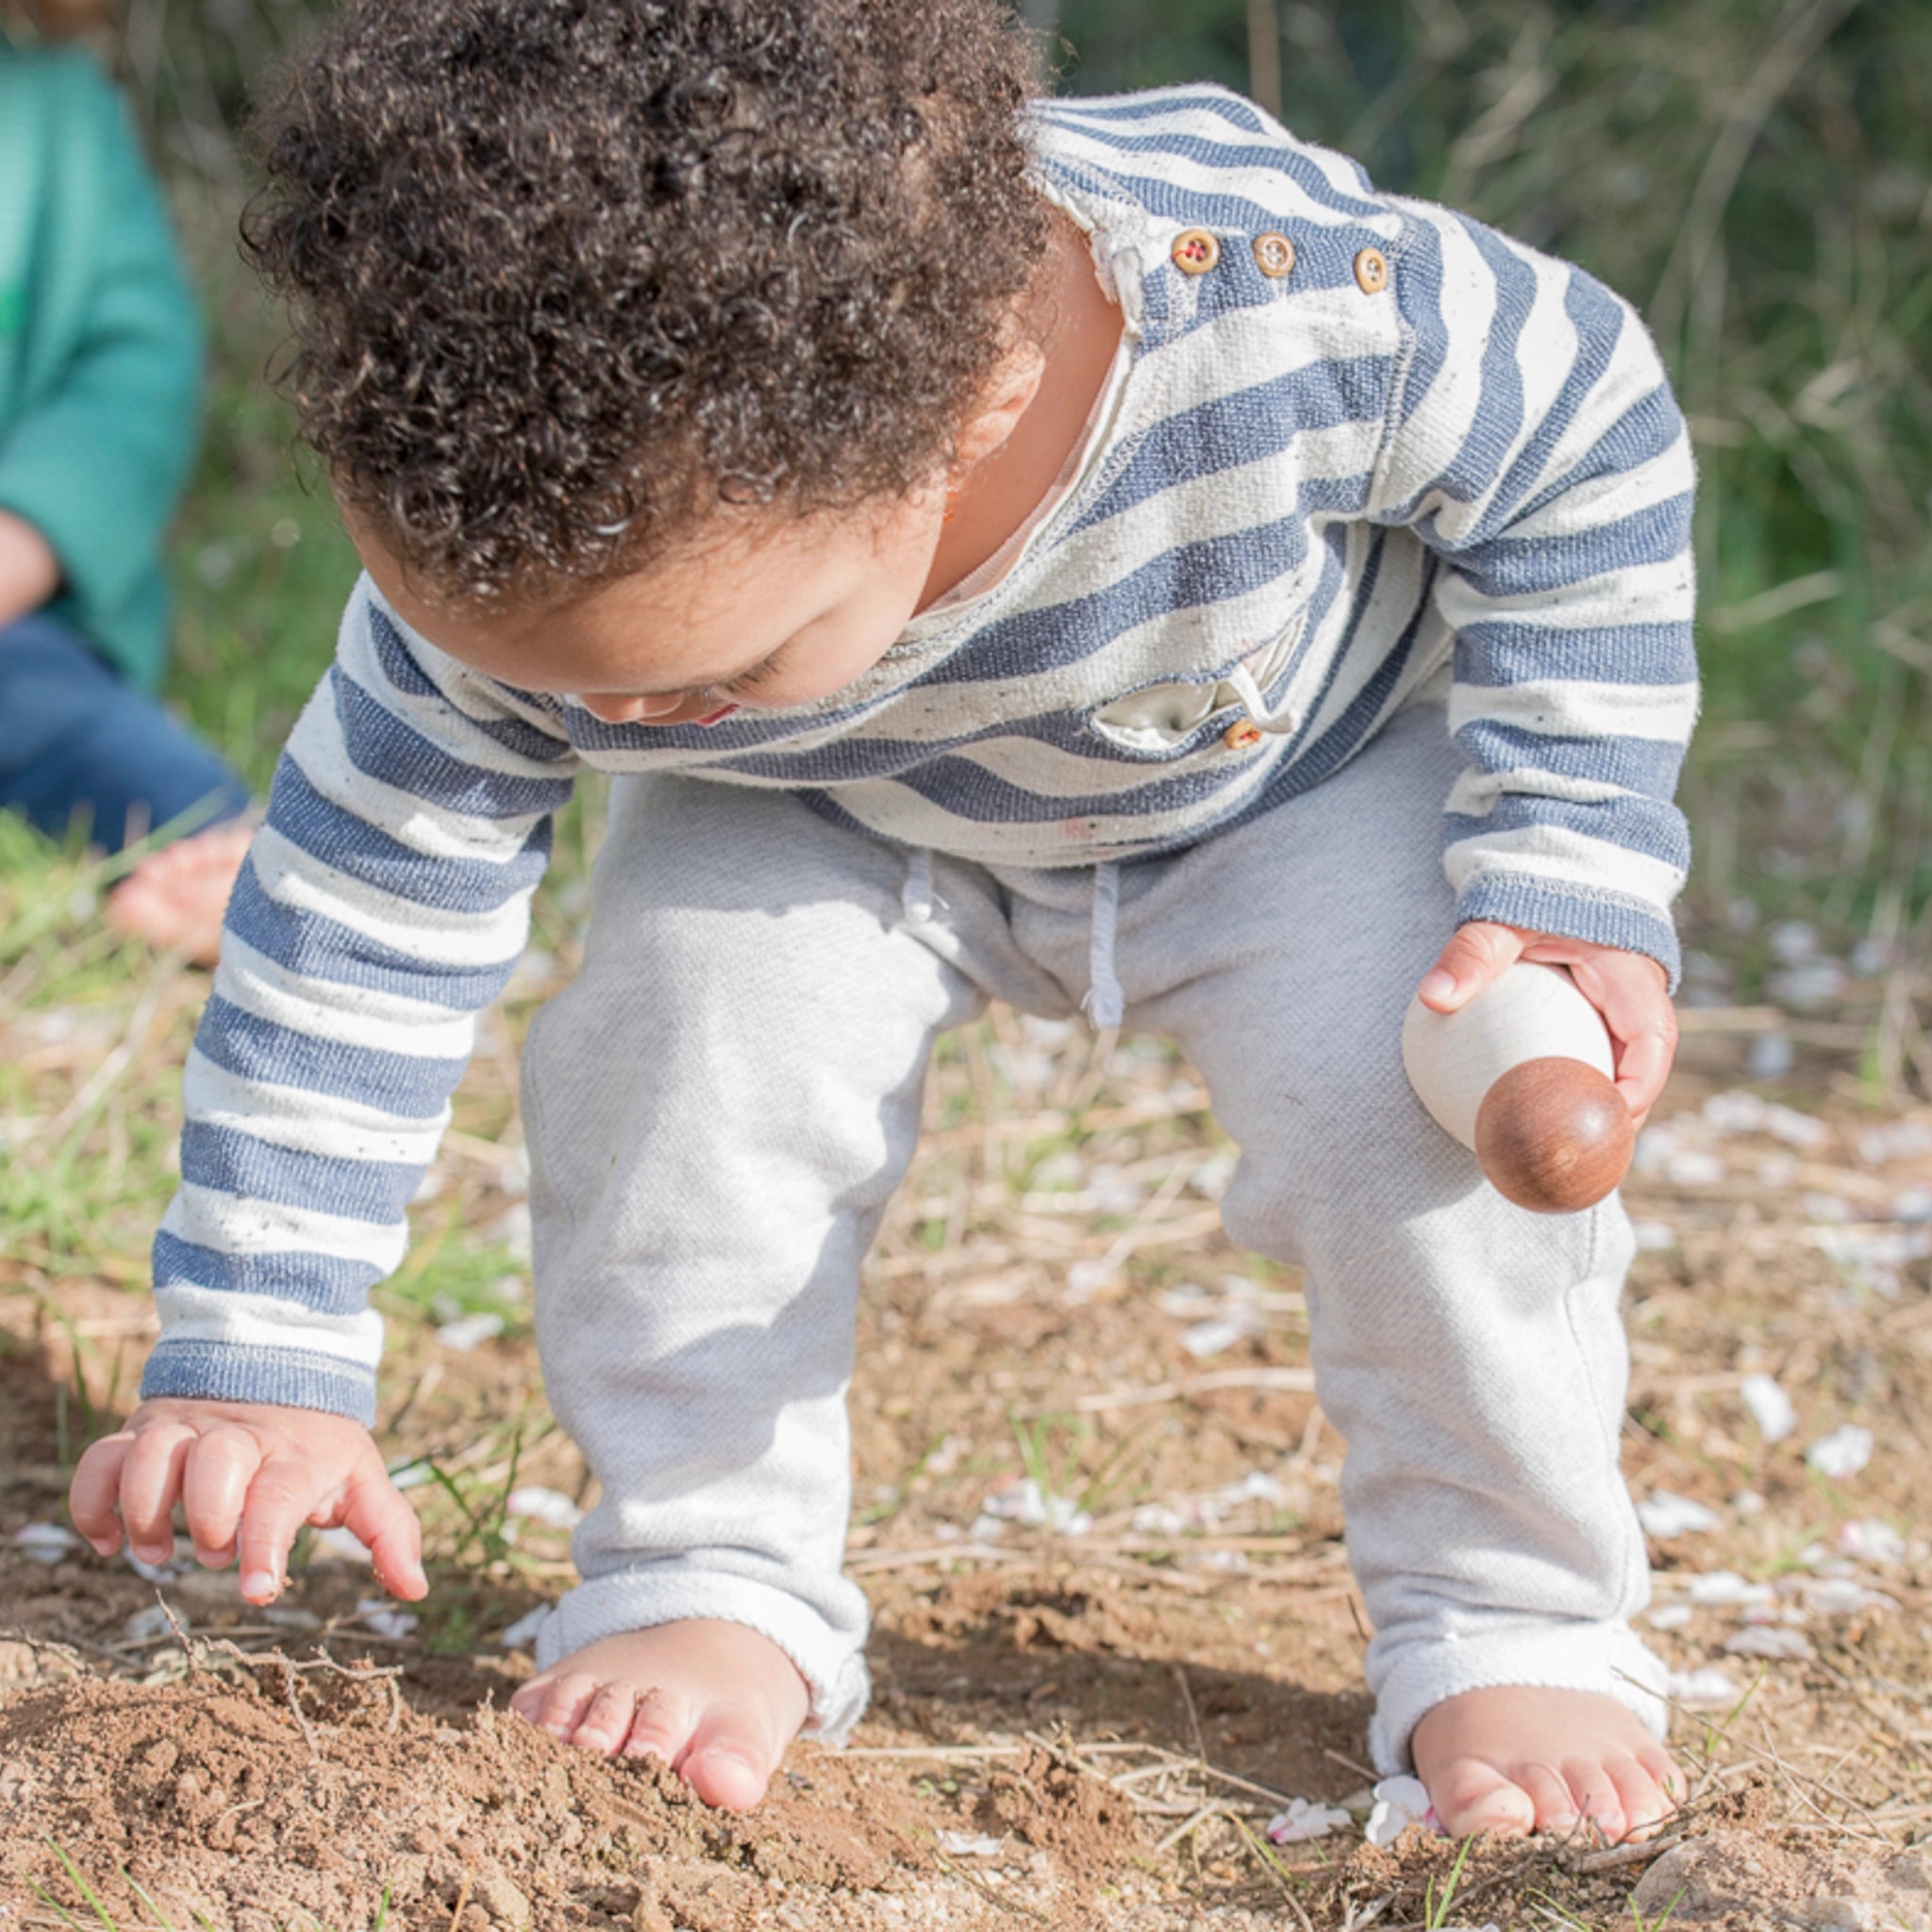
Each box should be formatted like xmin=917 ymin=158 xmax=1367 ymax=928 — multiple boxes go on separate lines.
xmin=0 ymin=1659 xmax=1148 ymax=1930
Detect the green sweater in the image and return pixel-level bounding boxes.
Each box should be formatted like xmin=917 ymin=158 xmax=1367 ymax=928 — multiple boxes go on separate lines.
xmin=0 ymin=41 xmax=202 ymax=691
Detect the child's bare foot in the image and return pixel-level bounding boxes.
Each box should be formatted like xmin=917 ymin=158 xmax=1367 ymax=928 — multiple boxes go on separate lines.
xmin=105 ymin=819 xmax=254 ymax=967
xmin=1411 ymin=1686 xmax=1680 ymax=1840
xmin=508 ymin=1619 xmax=811 ymax=1810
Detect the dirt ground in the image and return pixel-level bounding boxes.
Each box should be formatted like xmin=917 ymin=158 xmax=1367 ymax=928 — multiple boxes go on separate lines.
xmin=4 ymin=991 xmax=1932 ymax=1929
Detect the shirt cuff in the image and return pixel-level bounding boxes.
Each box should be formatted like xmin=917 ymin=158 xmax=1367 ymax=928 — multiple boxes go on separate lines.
xmin=1454 ymin=872 xmax=1681 ymax=991
xmin=140 ymin=1339 xmax=378 ymax=1426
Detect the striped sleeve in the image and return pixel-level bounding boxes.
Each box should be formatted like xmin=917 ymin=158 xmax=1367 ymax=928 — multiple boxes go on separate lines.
xmin=142 ymin=582 xmax=580 ymax=1424
xmin=1369 ymin=196 xmax=1698 ymax=985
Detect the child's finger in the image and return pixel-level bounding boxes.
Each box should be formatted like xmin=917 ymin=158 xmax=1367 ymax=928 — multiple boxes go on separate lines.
xmin=116 ymin=1423 xmax=197 ymax=1563
xmin=69 ymin=1432 xmax=136 ymax=1553
xmin=181 ymin=1426 xmax=265 ymax=1564
xmin=1610 ymin=1026 xmax=1675 ymax=1124
xmin=341 ymin=1473 xmax=428 ymax=1601
xmin=1567 ymin=955 xmax=1675 ymax=1122
xmin=236 ymin=1454 xmax=318 ymax=1603
xmin=1417 ymin=922 xmax=1526 ymax=1012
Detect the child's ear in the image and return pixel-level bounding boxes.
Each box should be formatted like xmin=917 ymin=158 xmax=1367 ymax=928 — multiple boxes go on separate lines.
xmin=952 ymin=342 xmax=1048 ymax=471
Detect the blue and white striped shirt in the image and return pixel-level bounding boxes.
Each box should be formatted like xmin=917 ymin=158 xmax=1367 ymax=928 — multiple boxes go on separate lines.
xmin=144 ymin=87 xmax=1697 ymax=1422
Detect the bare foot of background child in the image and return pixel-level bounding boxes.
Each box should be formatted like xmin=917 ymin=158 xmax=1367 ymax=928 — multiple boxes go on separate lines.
xmin=105 ymin=819 xmax=254 ymax=967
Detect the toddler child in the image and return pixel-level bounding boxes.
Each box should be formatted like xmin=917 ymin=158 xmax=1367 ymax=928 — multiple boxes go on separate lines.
xmin=1 ymin=4 xmax=253 ymax=962
xmin=69 ymin=0 xmax=1696 ymax=1838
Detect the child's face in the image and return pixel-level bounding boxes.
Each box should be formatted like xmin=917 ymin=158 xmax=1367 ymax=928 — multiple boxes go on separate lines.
xmin=350 ymin=486 xmax=950 ymax=729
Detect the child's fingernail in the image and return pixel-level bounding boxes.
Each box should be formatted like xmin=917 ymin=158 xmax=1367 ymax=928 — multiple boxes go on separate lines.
xmin=92 ymin=1539 xmax=120 ymax=1557
xmin=1420 ymin=970 xmax=1457 ymax=1003
xmin=242 ymin=1570 xmax=278 ymax=1601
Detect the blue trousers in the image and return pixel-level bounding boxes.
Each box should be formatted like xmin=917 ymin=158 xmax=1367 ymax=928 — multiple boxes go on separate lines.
xmin=0 ymin=613 xmax=250 ymax=857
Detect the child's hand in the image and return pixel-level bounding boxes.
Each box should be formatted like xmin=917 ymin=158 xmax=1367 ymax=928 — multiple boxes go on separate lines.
xmin=1418 ymin=921 xmax=1676 ymax=1127
xmin=68 ymin=1397 xmax=428 ymax=1606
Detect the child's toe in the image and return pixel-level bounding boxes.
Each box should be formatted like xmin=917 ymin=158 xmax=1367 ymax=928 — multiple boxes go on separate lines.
xmin=1558 ymin=1757 xmax=1626 ymax=1840
xmin=620 ymin=1684 xmax=691 ymax=1765
xmin=679 ymin=1713 xmax=778 ymax=1811
xmin=1424 ymin=1757 xmax=1539 ymax=1838
xmin=571 ymin=1680 xmax=640 ymax=1753
xmin=1606 ymin=1751 xmax=1678 ymax=1840
xmin=512 ymin=1670 xmax=600 ymax=1740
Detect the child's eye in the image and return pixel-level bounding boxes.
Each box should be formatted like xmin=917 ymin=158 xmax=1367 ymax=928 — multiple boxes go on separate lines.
xmin=724 ymin=656 xmax=782 ymax=692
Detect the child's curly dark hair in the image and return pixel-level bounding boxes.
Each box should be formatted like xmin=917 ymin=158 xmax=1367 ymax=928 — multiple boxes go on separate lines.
xmin=243 ymin=0 xmax=1049 ymax=599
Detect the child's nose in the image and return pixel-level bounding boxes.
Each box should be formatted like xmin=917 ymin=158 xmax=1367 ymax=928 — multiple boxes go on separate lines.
xmin=578 ymin=691 xmax=689 ymax=724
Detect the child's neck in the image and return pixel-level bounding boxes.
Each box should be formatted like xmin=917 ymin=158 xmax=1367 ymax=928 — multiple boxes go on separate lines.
xmin=920 ymin=215 xmax=1123 ymax=608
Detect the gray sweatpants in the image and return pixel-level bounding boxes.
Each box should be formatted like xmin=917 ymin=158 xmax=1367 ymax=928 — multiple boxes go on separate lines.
xmin=521 ymin=699 xmax=1667 ymax=1773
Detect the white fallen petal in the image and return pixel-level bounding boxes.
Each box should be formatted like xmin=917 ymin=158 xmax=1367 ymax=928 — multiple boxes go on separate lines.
xmin=1892 ymin=1185 xmax=1932 ymax=1223
xmin=1630 ymin=1220 xmax=1678 ymax=1252
xmin=490 ymin=1202 xmax=534 ymax=1262
xmin=1762 ymin=1103 xmax=1830 ymax=1152
xmin=435 ymin=1310 xmax=505 ymax=1352
xmin=122 ymin=1604 xmax=178 ymax=1642
xmin=1213 ymin=1470 xmax=1286 ymax=1508
xmin=14 ymin=1524 xmax=80 ymax=1563
xmin=125 ymin=1547 xmax=191 ymax=1583
xmin=1645 ymin=1603 xmax=1694 ymax=1630
xmin=1806 ymin=1424 xmax=1874 ymax=1479
xmin=1802 ymin=1577 xmax=1893 ymax=1616
xmin=976 ymin=1478 xmax=1090 ymax=1536
xmin=1684 ymin=1570 xmax=1775 ymax=1607
xmin=1702 ymin=1091 xmax=1767 ymax=1135
xmin=1839 ymin=1518 xmax=1906 ymax=1564
xmin=355 ymin=1599 xmax=420 ymax=1641
xmin=1365 ymin=1775 xmax=1438 ymax=1847
xmin=1636 ymin=1491 xmax=1723 ymax=1538
xmin=1180 ymin=1312 xmax=1258 ymax=1358
xmin=1669 ymin=1667 xmax=1742 ymax=1708
xmin=1739 ymin=1372 xmax=1797 ymax=1444
xmin=1666 ymin=1150 xmax=1727 ymax=1187
xmin=505 ymin=1485 xmax=583 ymax=1531
xmin=938 ymin=1832 xmax=1008 ymax=1857
xmin=499 ymin=1606 xmax=550 ymax=1650
xmin=1266 ymin=1799 xmax=1354 ymax=1844
xmin=1724 ymin=1624 xmax=1812 ymax=1659
xmin=1768 ymin=920 xmax=1820 ymax=965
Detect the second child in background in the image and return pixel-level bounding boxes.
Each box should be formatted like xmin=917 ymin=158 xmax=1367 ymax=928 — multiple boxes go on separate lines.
xmin=0 ymin=4 xmax=252 ymax=962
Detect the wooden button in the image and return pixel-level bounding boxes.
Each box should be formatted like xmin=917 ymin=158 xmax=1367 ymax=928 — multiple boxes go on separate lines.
xmin=1253 ymin=232 xmax=1296 ymax=279
xmin=1223 ymin=720 xmax=1263 ymax=751
xmin=1354 ymin=246 xmax=1390 ymax=294
xmin=1172 ymin=228 xmax=1221 ymax=275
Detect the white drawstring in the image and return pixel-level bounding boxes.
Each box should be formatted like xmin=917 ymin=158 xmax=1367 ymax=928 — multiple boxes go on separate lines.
xmin=1081 ymin=860 xmax=1124 ymax=1029
xmin=1224 ymin=660 xmax=1301 ymax=734
xmin=901 ymin=848 xmax=939 ymax=926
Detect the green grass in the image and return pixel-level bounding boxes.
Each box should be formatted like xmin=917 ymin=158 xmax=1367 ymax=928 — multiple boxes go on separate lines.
xmin=1055 ymin=0 xmax=1932 ymax=962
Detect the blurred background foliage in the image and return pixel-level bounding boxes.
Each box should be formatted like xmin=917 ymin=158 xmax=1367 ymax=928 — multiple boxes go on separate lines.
xmin=8 ymin=0 xmax=1931 ymax=1045
xmin=1045 ymin=0 xmax=1932 ymax=1029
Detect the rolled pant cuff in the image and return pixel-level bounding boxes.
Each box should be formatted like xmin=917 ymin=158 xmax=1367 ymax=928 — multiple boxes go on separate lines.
xmin=1370 ymin=1619 xmax=1670 ymax=1776
xmin=531 ymin=1568 xmax=870 ymax=1742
